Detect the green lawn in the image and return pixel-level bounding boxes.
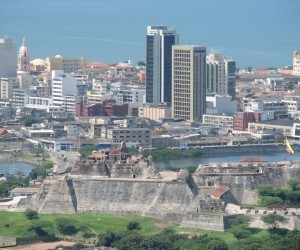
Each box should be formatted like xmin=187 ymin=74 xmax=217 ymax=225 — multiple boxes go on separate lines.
xmin=0 ymin=212 xmax=174 ymax=238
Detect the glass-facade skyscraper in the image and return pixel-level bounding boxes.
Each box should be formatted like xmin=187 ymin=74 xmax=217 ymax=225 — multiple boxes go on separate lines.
xmin=146 ymin=26 xmax=178 ymax=104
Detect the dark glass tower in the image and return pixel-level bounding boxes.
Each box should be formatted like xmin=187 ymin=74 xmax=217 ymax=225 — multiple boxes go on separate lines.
xmin=146 ymin=26 xmax=178 ymax=104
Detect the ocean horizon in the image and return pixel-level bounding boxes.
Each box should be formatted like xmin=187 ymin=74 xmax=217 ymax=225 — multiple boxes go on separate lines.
xmin=1 ymin=0 xmax=299 ymax=68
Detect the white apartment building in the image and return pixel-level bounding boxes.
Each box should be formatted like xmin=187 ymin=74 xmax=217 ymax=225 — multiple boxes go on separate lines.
xmin=0 ymin=77 xmax=19 ymax=99
xmin=25 ymin=96 xmax=53 ymax=110
xmin=206 ymin=94 xmax=237 ymax=115
xmin=203 ymin=114 xmax=233 ymax=129
xmin=293 ymin=51 xmax=300 ymax=76
xmin=245 ymin=99 xmax=287 ymax=116
xmin=51 ymin=70 xmax=85 ymax=113
xmin=0 ymin=37 xmax=17 ymax=78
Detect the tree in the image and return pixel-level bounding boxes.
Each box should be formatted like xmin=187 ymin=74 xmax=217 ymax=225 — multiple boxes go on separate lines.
xmin=127 ymin=221 xmax=142 ymax=231
xmin=206 ymin=238 xmax=228 ymax=250
xmin=288 ymin=180 xmax=300 ymax=191
xmin=23 ymin=117 xmax=40 ymax=127
xmin=261 ymin=214 xmax=288 ymax=228
xmin=29 ymin=221 xmax=55 ymax=237
xmin=79 ymin=145 xmax=96 ymax=159
xmin=230 ymin=226 xmax=252 ymax=240
xmin=98 ymin=231 xmax=122 ymax=247
xmin=24 ymin=208 xmax=39 ymax=220
xmin=56 ymin=218 xmax=79 ymax=235
xmin=137 ymin=61 xmax=146 ymax=66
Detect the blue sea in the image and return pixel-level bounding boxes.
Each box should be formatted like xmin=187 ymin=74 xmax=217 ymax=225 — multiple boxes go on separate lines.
xmin=0 ymin=0 xmax=299 ymax=68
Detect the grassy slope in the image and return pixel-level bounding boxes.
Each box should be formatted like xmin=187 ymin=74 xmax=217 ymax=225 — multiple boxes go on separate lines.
xmin=0 ymin=212 xmax=174 ymax=237
xmin=0 ymin=211 xmax=272 ymax=248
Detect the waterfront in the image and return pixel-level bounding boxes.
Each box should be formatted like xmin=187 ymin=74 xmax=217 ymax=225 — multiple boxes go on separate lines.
xmin=1 ymin=0 xmax=299 ymax=68
xmin=155 ymin=151 xmax=300 ymax=169
xmin=0 ymin=162 xmax=35 ymax=176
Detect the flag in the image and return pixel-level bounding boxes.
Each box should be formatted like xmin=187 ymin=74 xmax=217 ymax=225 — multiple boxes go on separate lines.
xmin=285 ymin=138 xmax=295 ymax=155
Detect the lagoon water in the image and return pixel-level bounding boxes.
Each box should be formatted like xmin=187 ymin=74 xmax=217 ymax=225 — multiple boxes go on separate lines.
xmin=0 ymin=162 xmax=35 ymax=176
xmin=1 ymin=151 xmax=300 ymax=175
xmin=1 ymin=0 xmax=299 ymax=68
xmin=155 ymin=151 xmax=300 ymax=169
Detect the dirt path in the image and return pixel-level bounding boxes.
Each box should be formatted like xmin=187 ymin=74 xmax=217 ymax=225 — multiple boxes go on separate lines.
xmin=6 ymin=241 xmax=75 ymax=250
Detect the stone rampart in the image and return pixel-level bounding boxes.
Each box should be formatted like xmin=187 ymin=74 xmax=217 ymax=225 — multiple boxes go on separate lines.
xmin=181 ymin=214 xmax=228 ymax=231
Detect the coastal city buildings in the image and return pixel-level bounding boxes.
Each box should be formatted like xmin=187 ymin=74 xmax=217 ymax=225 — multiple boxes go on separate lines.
xmin=293 ymin=51 xmax=300 ymax=76
xmin=146 ymin=26 xmax=178 ymax=104
xmin=171 ymin=45 xmax=206 ymax=122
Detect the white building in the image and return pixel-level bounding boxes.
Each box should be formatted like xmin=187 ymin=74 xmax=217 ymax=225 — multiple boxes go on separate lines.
xmin=0 ymin=77 xmax=19 ymax=99
xmin=0 ymin=37 xmax=17 ymax=78
xmin=51 ymin=70 xmax=85 ymax=113
xmin=206 ymin=94 xmax=237 ymax=115
xmin=203 ymin=114 xmax=233 ymax=129
xmin=293 ymin=51 xmax=300 ymax=76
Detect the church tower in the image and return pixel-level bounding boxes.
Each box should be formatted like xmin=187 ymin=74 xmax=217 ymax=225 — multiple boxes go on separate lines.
xmin=17 ymin=37 xmax=30 ymax=75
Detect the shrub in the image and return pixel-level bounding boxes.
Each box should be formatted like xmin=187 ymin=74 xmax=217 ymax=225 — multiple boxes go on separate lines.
xmin=56 ymin=218 xmax=79 ymax=235
xmin=24 ymin=208 xmax=39 ymax=220
xmin=127 ymin=221 xmax=142 ymax=231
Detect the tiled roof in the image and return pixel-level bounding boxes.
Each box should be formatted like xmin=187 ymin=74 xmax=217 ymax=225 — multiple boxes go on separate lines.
xmin=211 ymin=185 xmax=229 ymax=199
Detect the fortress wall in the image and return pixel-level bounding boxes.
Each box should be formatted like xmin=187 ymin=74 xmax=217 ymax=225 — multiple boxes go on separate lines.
xmin=193 ymin=166 xmax=300 ymax=204
xmin=38 ymin=179 xmax=76 ymax=213
xmin=73 ymin=179 xmax=196 ymax=214
xmin=181 ymin=214 xmax=226 ymax=231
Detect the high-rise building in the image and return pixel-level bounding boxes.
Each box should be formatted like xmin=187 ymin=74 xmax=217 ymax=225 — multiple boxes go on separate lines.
xmin=146 ymin=26 xmax=178 ymax=104
xmin=0 ymin=37 xmax=17 ymax=78
xmin=172 ymin=45 xmax=206 ymax=122
xmin=17 ymin=37 xmax=30 ymax=75
xmin=206 ymin=52 xmax=236 ymax=99
xmin=293 ymin=51 xmax=300 ymax=76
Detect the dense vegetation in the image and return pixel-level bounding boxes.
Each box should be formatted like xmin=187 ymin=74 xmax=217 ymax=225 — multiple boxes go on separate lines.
xmin=2 ymin=211 xmax=300 ymax=249
xmin=257 ymin=180 xmax=300 ymax=207
xmin=143 ymin=148 xmax=202 ymax=161
xmin=0 ymin=176 xmax=29 ymax=197
xmin=23 ymin=116 xmax=41 ymax=127
xmin=79 ymin=145 xmax=96 ymax=158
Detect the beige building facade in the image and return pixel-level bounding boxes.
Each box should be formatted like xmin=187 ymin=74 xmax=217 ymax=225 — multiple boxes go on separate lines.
xmin=138 ymin=104 xmax=171 ymax=120
xmin=172 ymin=45 xmax=206 ymax=122
xmin=45 ymin=55 xmax=86 ymax=73
xmin=293 ymin=51 xmax=300 ymax=76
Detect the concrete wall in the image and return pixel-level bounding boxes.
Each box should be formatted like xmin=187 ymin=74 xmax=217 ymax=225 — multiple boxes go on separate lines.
xmin=181 ymin=214 xmax=226 ymax=231
xmin=0 ymin=236 xmax=16 ymax=247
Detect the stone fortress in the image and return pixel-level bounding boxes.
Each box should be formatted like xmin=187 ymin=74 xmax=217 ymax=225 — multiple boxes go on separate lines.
xmin=8 ymin=147 xmax=300 ymax=231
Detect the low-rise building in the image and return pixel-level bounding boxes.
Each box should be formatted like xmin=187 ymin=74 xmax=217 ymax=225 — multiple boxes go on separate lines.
xmin=203 ymin=114 xmax=233 ymax=129
xmin=138 ymin=103 xmax=171 ymax=120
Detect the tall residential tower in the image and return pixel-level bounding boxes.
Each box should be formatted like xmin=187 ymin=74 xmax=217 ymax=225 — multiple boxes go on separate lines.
xmin=206 ymin=51 xmax=236 ymax=99
xmin=172 ymin=45 xmax=206 ymax=122
xmin=0 ymin=37 xmax=17 ymax=78
xmin=146 ymin=26 xmax=178 ymax=104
